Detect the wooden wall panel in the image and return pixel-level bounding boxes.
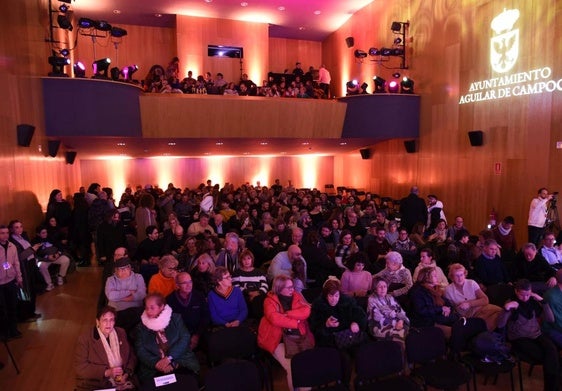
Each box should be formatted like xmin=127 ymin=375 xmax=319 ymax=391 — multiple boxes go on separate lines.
xmin=176 ymin=16 xmax=268 ymax=85
xmin=140 ymin=94 xmax=346 ymax=138
xmin=268 ymin=38 xmax=322 ymax=75
xmin=331 ymin=0 xmax=562 ymax=248
xmin=79 ymin=156 xmax=334 ymax=196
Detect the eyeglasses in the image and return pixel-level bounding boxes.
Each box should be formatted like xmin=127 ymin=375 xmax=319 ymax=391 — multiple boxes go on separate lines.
xmin=283 ymin=285 xmax=295 ymax=290
xmin=222 ymin=275 xmax=232 ymax=280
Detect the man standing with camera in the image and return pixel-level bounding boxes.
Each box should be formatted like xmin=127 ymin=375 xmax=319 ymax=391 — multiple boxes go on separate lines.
xmin=528 ymin=187 xmax=554 ymax=246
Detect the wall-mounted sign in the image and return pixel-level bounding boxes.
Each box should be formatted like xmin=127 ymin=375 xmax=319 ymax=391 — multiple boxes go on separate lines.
xmin=459 ymin=8 xmax=562 ymax=104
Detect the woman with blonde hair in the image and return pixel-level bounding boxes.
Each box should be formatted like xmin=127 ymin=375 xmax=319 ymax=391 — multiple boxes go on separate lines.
xmin=444 ymin=263 xmax=501 ymax=330
xmin=258 ymin=275 xmax=312 ymax=391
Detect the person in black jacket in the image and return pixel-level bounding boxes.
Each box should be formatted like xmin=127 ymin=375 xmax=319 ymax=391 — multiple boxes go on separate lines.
xmin=513 ymin=243 xmax=557 ymax=295
xmin=310 ymin=276 xmax=367 ymax=386
xmin=399 ymin=186 xmax=427 ymax=233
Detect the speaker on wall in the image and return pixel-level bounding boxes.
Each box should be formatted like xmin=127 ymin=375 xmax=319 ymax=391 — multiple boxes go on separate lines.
xmin=47 ymin=140 xmax=61 ymax=157
xmin=468 ymin=130 xmax=484 ymax=146
xmin=345 ymin=36 xmax=355 ymax=48
xmin=65 ymin=151 xmax=77 ymax=165
xmin=359 ymin=148 xmax=371 ymax=159
xmin=16 ymin=124 xmax=35 ymax=147
xmin=404 ymin=140 xmax=417 ymax=153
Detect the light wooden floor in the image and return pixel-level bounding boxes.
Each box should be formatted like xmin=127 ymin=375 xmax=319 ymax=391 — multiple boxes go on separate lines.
xmin=0 ymin=266 xmax=547 ymax=391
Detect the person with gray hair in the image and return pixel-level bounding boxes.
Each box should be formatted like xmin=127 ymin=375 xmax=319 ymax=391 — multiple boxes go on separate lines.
xmin=513 ymin=242 xmax=556 ymax=295
xmin=373 ymin=251 xmax=413 ymax=299
xmin=215 ymin=231 xmax=240 ymax=274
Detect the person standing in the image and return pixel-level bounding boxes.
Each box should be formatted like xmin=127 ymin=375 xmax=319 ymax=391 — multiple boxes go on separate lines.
xmin=318 ymin=64 xmax=331 ymax=98
xmin=399 ymin=186 xmax=427 ymax=233
xmin=528 ymin=188 xmax=553 ymax=246
xmin=0 ymin=225 xmax=23 ymax=340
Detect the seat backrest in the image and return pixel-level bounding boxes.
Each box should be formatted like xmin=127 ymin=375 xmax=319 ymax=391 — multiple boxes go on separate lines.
xmin=206 ymin=326 xmax=258 ymax=364
xmin=486 ymin=284 xmax=514 ymax=307
xmin=204 ymin=360 xmax=261 ymax=391
xmin=291 ymin=347 xmax=343 ymax=388
xmin=356 ymin=340 xmax=404 ymax=379
xmin=405 ymin=326 xmax=447 ymax=364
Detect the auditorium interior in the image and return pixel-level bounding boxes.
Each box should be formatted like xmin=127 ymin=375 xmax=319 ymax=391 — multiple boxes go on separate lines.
xmin=0 ymin=0 xmax=560 ymax=389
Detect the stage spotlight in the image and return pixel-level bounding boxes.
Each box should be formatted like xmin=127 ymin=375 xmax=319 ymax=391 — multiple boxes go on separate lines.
xmin=60 ymin=48 xmax=70 ymax=57
xmin=110 ymin=26 xmax=127 ymax=38
xmin=380 ymin=47 xmax=392 ymax=56
xmin=354 ymin=49 xmax=367 ymax=59
xmin=400 ymin=77 xmax=415 ymax=93
xmin=92 ymin=58 xmax=111 ymax=79
xmin=394 ymin=37 xmax=402 ymax=45
xmin=392 ymin=48 xmax=404 ymax=55
xmin=121 ymin=65 xmax=138 ymax=81
xmin=57 ymin=14 xmax=73 ymax=31
xmin=368 ymin=47 xmax=381 ymax=56
xmin=94 ymin=20 xmax=112 ymax=31
xmin=391 ymin=21 xmax=402 ymax=32
xmin=392 ymin=72 xmax=401 ymax=78
xmin=373 ymin=76 xmax=386 ymax=93
xmin=48 ymin=56 xmax=70 ymax=77
xmin=73 ymin=62 xmax=86 ymax=78
xmin=59 ymin=4 xmax=69 ymax=13
xmin=388 ymin=80 xmax=399 ymax=93
xmin=78 ymin=17 xmax=95 ymax=29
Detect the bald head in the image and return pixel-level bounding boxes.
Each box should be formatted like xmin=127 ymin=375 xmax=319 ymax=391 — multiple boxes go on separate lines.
xmin=287 ymin=245 xmax=302 ymax=262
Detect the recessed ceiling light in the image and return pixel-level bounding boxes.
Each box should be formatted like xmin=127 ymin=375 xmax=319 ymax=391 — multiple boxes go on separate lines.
xmin=298 ymin=26 xmax=306 ymax=30
xmin=278 ymin=6 xmax=285 ymax=11
xmin=260 ymin=141 xmax=268 ymax=145
xmin=243 ymin=152 xmax=250 ymax=155
xmin=113 ymin=9 xmax=121 ymax=15
xmin=301 ymin=142 xmax=310 ymax=145
xmin=117 ymin=142 xmax=126 ymax=146
xmin=168 ymin=142 xmax=176 ymax=146
xmin=241 ymin=2 xmax=249 ymax=6
xmin=154 ymin=13 xmax=162 ymax=18
xmin=339 ymin=142 xmax=347 ymax=146
xmin=313 ymin=10 xmax=321 ymax=15
xmin=204 ymin=0 xmax=213 ymax=3
xmin=204 ymin=152 xmax=211 ymax=155
xmin=216 ymin=141 xmax=224 ymax=145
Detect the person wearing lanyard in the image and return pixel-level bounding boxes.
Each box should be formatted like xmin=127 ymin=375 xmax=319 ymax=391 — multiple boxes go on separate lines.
xmin=0 ymin=225 xmax=23 ymax=340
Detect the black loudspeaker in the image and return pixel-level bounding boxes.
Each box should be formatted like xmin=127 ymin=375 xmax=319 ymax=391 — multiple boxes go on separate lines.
xmin=359 ymin=148 xmax=371 ymax=159
xmin=65 ymin=151 xmax=77 ymax=165
xmin=47 ymin=140 xmax=61 ymax=157
xmin=345 ymin=37 xmax=355 ymax=48
xmin=404 ymin=140 xmax=417 ymax=153
xmin=468 ymin=130 xmax=484 ymax=146
xmin=16 ymin=124 xmax=35 ymax=147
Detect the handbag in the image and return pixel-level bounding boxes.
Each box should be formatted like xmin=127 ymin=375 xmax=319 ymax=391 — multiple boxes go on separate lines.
xmin=282 ymin=320 xmax=315 ymax=358
xmin=333 ymin=329 xmax=368 ymax=349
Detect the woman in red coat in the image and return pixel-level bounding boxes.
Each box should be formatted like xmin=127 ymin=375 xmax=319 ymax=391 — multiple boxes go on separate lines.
xmin=258 ymin=275 xmax=311 ymax=391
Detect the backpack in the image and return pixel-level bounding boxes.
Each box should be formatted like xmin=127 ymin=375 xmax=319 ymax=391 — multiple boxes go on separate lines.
xmin=470 ymin=330 xmax=512 ymax=364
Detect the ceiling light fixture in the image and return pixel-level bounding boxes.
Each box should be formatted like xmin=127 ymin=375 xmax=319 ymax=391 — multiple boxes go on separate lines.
xmin=314 ymin=10 xmax=321 ymax=15
xmin=241 ymin=2 xmax=249 ymax=6
xmin=277 ymin=6 xmax=285 ymax=11
xmin=113 ymin=9 xmax=121 ymax=15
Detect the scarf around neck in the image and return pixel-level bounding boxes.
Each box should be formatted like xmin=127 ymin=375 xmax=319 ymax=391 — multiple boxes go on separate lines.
xmin=141 ymin=304 xmax=173 ymax=331
xmin=96 ymin=327 xmax=122 ymax=370
xmin=497 ymin=223 xmax=511 ymax=236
